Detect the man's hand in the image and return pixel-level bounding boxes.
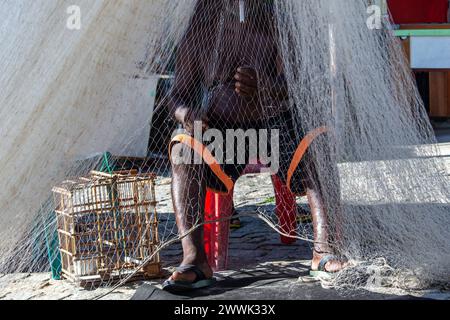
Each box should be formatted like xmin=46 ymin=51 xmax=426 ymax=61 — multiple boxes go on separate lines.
xmin=175 ymin=106 xmax=209 ymax=134
xmin=234 ymin=66 xmax=258 ymax=98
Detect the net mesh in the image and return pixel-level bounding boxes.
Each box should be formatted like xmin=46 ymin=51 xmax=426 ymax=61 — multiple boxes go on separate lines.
xmin=0 ymin=0 xmax=449 ymax=297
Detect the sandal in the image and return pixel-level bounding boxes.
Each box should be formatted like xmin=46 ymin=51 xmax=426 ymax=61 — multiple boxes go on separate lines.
xmin=310 ymin=254 xmax=345 ymax=279
xmin=162 ymin=265 xmax=217 ymax=293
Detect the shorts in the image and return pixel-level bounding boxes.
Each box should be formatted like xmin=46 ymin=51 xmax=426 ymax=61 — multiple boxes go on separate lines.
xmin=170 ymin=111 xmax=327 ymax=196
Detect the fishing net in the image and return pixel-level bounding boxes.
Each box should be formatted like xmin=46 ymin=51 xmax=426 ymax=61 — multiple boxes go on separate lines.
xmin=0 ymin=0 xmax=449 ymax=297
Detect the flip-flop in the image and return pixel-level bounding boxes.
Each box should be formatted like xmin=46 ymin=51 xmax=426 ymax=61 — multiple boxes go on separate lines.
xmin=162 ymin=265 xmax=217 ymax=293
xmin=309 ymin=254 xmax=342 ymax=279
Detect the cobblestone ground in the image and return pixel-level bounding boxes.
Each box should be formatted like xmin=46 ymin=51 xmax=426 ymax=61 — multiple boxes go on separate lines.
xmin=1 ymin=144 xmax=449 ymax=300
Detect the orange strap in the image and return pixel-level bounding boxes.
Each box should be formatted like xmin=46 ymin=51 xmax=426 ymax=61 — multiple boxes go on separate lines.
xmin=169 ymin=134 xmax=234 ymax=194
xmin=170 ymin=127 xmax=328 ymax=196
xmin=286 ymin=126 xmax=329 ymax=193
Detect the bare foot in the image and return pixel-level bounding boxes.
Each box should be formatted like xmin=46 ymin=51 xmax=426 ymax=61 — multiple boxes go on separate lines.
xmin=169 ymin=261 xmax=213 ymax=283
xmin=311 ymin=251 xmax=348 ymax=273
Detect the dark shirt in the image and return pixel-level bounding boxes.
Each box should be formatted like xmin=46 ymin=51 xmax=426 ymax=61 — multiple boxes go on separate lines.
xmin=169 ymin=0 xmax=281 ymax=124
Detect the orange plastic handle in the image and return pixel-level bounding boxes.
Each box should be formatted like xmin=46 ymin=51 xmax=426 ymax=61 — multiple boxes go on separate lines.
xmin=169 ymin=134 xmax=234 ymax=194
xmin=286 ymin=126 xmax=329 ymax=193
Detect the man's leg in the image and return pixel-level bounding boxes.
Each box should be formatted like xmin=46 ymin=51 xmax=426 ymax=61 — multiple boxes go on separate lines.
xmin=308 ymin=187 xmax=347 ymax=272
xmin=169 ymin=161 xmax=213 ymax=282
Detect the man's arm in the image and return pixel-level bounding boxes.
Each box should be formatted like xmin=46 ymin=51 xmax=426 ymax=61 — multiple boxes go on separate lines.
xmin=234 ymin=54 xmax=289 ymax=105
xmin=233 ymin=67 xmax=288 ymax=121
xmin=167 ymin=38 xmax=198 ymax=122
xmin=167 ymin=29 xmax=207 ymax=133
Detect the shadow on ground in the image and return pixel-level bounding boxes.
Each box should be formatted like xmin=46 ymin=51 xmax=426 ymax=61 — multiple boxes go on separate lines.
xmin=132 ymin=262 xmax=423 ymax=300
xmin=136 ymin=209 xmax=431 ymax=301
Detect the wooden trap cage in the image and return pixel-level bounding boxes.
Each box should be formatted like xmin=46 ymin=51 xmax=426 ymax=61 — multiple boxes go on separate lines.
xmin=52 ymin=170 xmax=162 ymax=286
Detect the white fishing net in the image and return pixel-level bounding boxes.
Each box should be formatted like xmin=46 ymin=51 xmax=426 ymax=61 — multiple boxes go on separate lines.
xmin=0 ymin=0 xmax=448 ymax=297
xmin=0 ymin=0 xmax=196 ymax=284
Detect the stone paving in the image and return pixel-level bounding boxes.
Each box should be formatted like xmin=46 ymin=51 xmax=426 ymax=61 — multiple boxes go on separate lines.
xmin=2 ymin=211 xmax=449 ymax=300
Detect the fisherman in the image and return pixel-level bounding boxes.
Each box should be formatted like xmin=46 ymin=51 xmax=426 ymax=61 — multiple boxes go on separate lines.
xmin=164 ymin=0 xmax=346 ymax=292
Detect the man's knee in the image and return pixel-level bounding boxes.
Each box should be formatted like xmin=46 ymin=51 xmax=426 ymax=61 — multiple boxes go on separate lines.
xmin=170 ymin=141 xmax=204 ymax=166
xmin=172 ymin=162 xmax=207 ymax=179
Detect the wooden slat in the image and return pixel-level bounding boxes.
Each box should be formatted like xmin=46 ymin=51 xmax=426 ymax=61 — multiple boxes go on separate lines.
xmin=401 ymin=38 xmax=411 ymax=63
